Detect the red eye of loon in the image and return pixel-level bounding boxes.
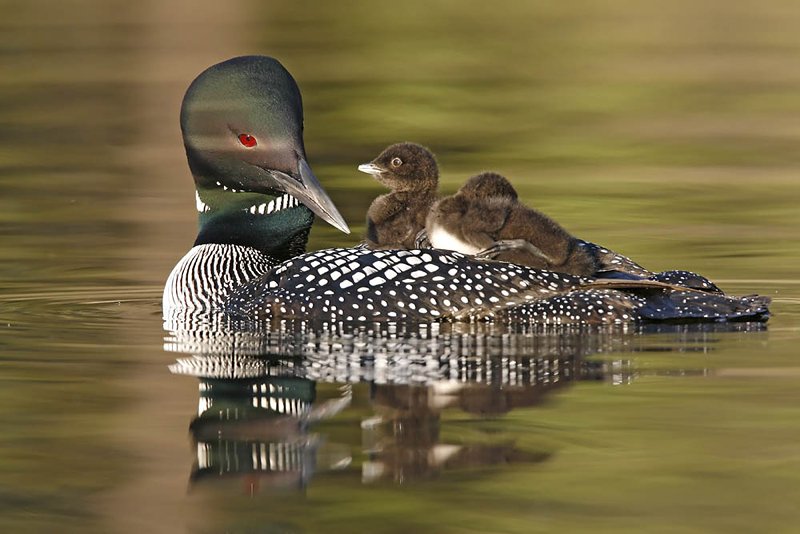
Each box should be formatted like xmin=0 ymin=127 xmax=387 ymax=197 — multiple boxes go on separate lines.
xmin=238 ymin=133 xmax=257 ymax=148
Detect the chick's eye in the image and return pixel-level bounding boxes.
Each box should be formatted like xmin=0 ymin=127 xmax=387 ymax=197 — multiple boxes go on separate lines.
xmin=238 ymin=133 xmax=257 ymax=148
xmin=391 ymin=157 xmax=402 ymax=167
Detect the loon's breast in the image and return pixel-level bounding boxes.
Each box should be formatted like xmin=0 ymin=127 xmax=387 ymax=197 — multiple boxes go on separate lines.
xmin=163 ymin=243 xmax=276 ymax=314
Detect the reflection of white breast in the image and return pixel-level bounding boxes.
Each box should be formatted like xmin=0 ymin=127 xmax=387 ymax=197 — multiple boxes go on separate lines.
xmin=429 ymin=226 xmax=480 ymax=255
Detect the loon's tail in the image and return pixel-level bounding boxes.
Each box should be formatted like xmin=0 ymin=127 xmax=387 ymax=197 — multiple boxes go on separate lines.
xmin=500 ymin=287 xmax=770 ymax=325
xmin=637 ymin=291 xmax=771 ymax=323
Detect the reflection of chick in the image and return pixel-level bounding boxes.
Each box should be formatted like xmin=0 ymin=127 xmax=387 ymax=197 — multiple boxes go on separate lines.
xmin=426 ymin=172 xmax=598 ymax=276
xmin=358 ymin=143 xmax=439 ymax=249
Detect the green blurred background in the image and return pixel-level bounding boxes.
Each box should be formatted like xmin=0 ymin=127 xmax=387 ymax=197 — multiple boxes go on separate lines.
xmin=1 ymin=0 xmax=799 ymax=532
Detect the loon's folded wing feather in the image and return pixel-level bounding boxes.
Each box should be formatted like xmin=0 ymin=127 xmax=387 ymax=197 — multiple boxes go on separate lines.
xmin=225 ymin=248 xmax=770 ymax=325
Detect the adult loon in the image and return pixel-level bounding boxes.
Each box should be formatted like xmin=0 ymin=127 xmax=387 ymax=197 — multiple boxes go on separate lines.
xmin=164 ymin=56 xmax=770 ymax=325
xmin=426 ymin=171 xmax=598 ymax=275
xmin=358 ymin=142 xmax=439 ymax=250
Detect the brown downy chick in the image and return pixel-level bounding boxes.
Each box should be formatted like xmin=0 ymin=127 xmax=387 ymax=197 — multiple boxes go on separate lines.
xmin=426 ymin=172 xmax=598 ymax=276
xmin=358 ymin=142 xmax=439 ymax=249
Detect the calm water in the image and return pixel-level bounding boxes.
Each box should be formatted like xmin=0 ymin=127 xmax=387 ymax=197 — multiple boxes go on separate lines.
xmin=2 ymin=1 xmax=800 ymax=532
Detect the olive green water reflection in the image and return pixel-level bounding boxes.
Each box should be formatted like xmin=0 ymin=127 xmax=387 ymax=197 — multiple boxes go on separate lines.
xmin=1 ymin=0 xmax=800 ymax=532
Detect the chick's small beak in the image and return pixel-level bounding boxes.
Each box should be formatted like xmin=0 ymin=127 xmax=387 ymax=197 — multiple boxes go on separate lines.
xmin=357 ymin=163 xmax=383 ymax=176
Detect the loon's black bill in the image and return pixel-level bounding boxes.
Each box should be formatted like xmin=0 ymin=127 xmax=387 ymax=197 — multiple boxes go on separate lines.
xmin=357 ymin=163 xmax=383 ymax=176
xmin=271 ymin=158 xmax=351 ymax=234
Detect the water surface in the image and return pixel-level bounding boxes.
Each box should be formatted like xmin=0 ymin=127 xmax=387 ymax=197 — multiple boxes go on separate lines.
xmin=1 ymin=1 xmax=800 ymax=532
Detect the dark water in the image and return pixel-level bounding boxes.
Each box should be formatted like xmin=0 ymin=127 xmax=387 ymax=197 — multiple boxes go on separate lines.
xmin=2 ymin=1 xmax=800 ymax=532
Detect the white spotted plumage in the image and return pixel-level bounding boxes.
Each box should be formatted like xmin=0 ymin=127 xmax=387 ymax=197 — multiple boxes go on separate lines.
xmin=224 ymin=247 xmax=770 ymax=324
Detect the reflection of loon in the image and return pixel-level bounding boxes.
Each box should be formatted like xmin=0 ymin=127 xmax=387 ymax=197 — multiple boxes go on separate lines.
xmin=173 ymin=351 xmax=582 ymax=490
xmin=163 ymin=55 xmax=770 ymax=325
xmin=362 ymin=381 xmax=559 ymax=484
xmin=186 ymin=373 xmax=352 ymax=492
xmin=166 ymin=320 xmax=766 ymax=383
xmin=168 ymin=321 xmax=765 ymax=490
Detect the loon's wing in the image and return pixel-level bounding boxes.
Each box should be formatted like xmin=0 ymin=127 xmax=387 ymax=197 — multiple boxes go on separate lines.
xmin=226 ymin=247 xmax=576 ymax=322
xmin=225 ymin=248 xmax=769 ymax=325
xmin=579 ymin=240 xmax=652 ymax=277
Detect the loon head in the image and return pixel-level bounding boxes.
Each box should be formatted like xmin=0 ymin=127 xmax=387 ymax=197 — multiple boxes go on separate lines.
xmin=357 ymin=142 xmax=438 ymax=193
xmin=458 ymin=172 xmax=518 ymax=201
xmin=180 ymin=55 xmax=350 ymax=235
